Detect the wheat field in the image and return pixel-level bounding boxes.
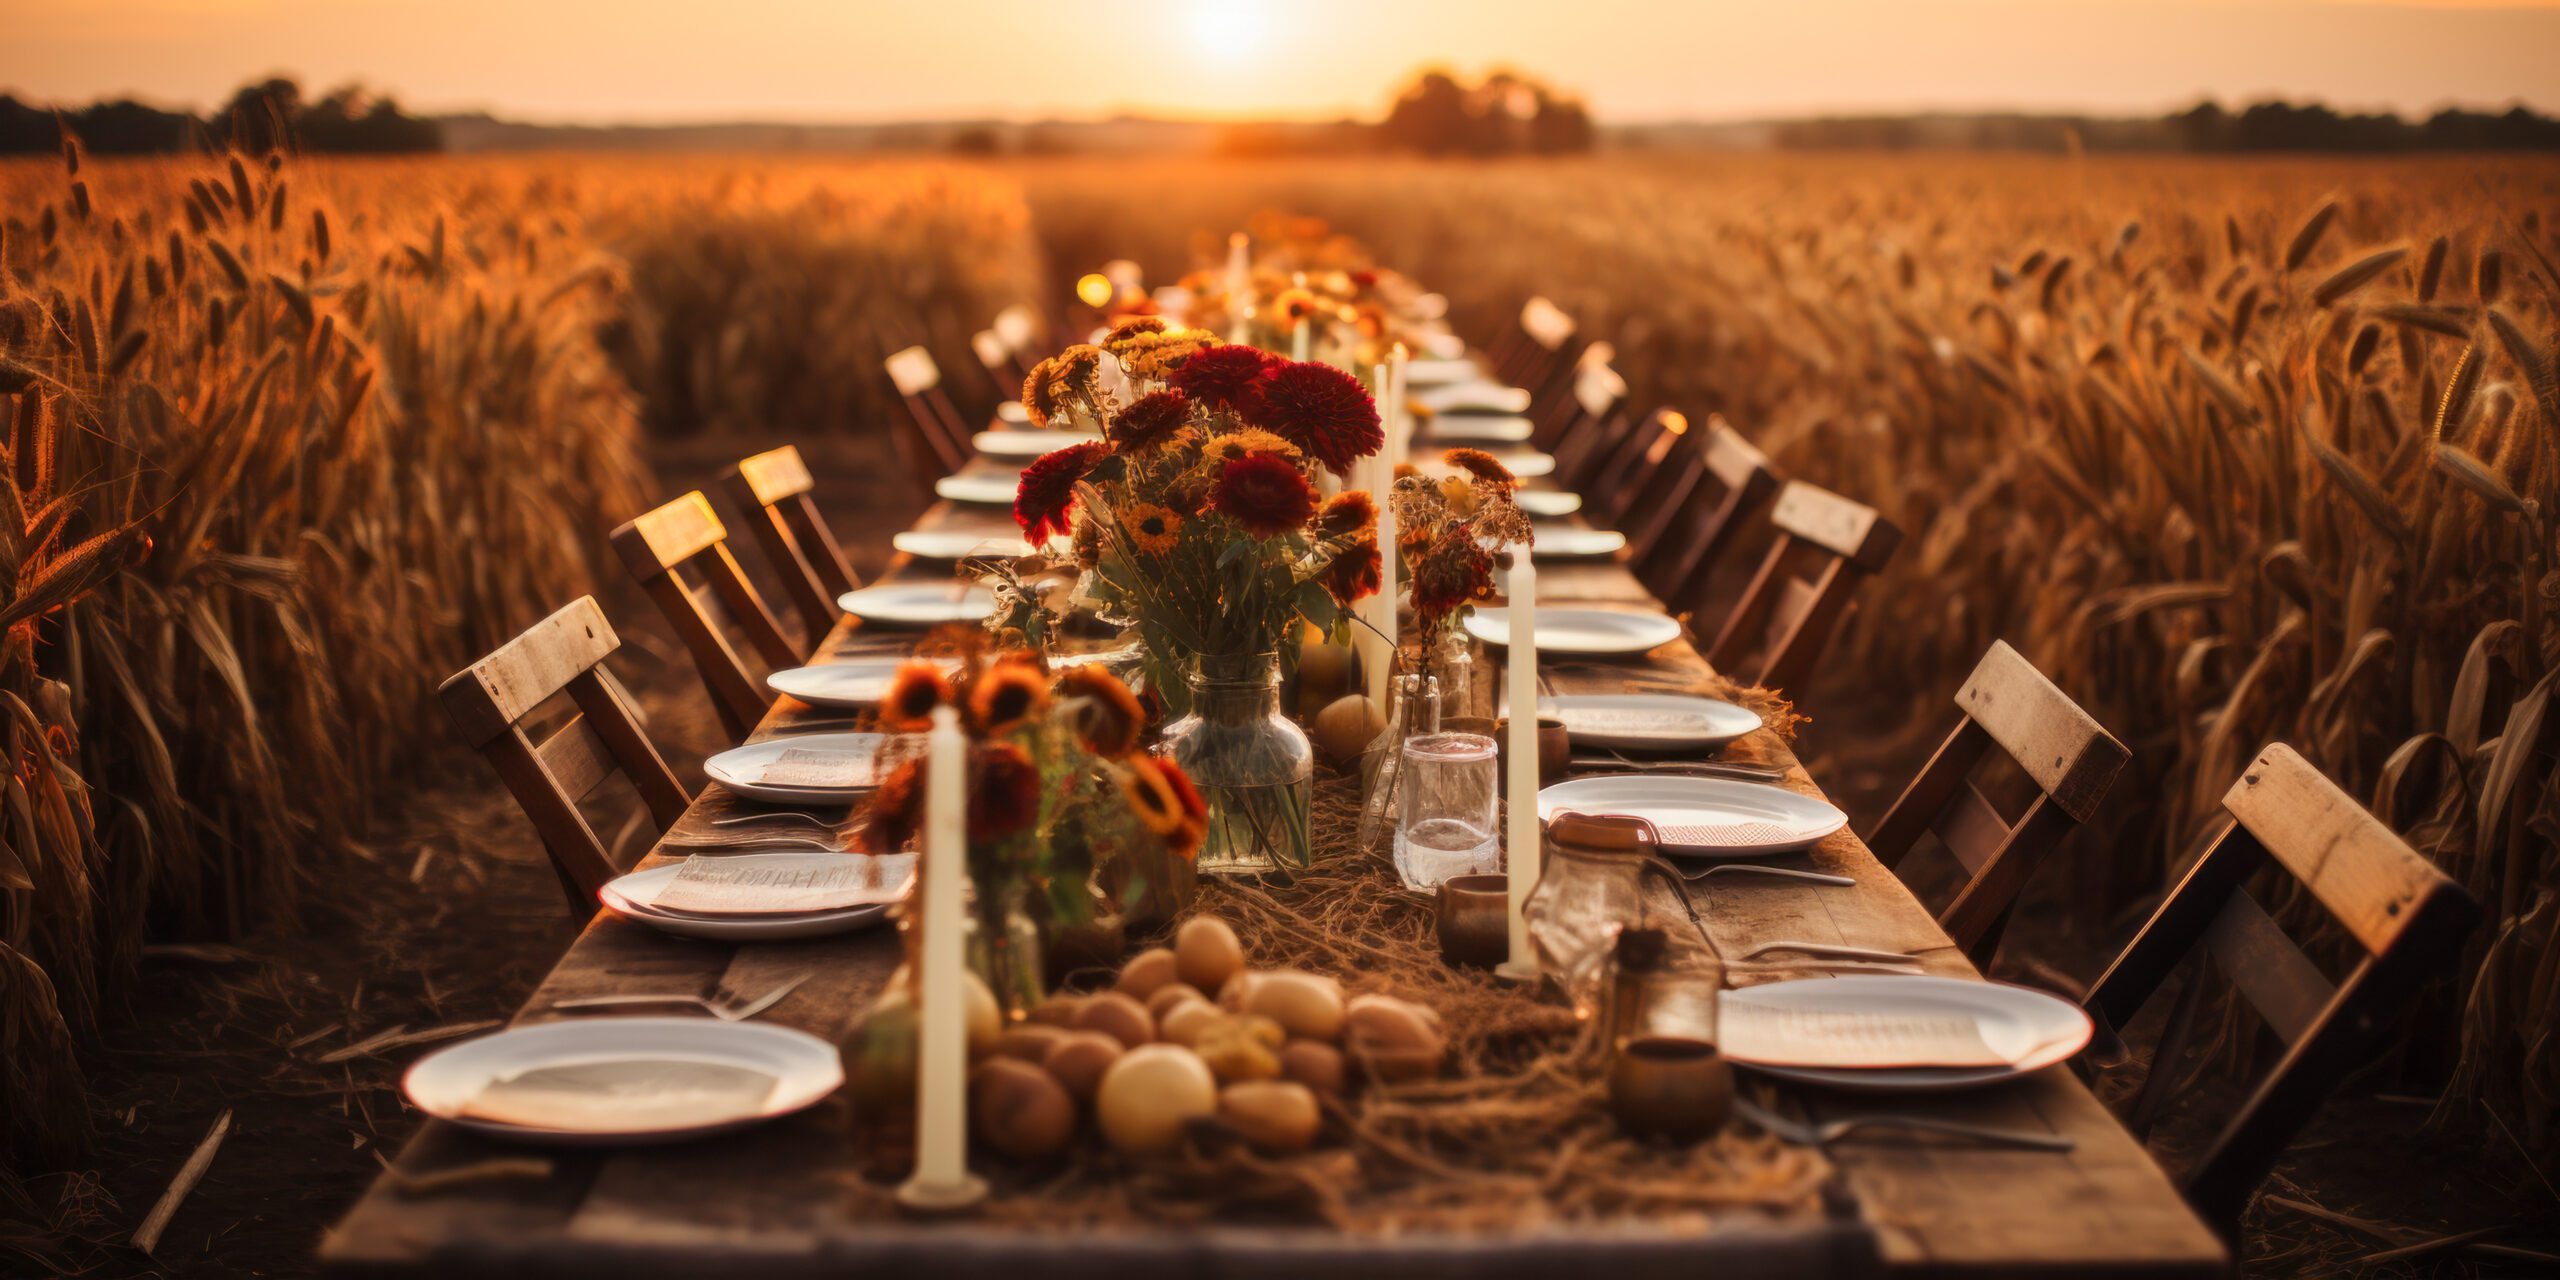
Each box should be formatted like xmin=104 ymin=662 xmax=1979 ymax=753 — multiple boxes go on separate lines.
xmin=2 ymin=147 xmax=2555 ymax=1171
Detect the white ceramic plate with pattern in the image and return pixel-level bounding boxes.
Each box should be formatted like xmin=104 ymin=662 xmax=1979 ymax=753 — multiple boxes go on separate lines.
xmin=893 ymin=529 xmax=1040 ymax=560
xmin=1536 ymin=774 xmax=1846 ymax=860
xmin=1464 ymin=607 xmax=1682 ymax=657
xmin=601 ymin=860 xmax=896 ymax=943
xmin=934 ymin=473 xmax=1018 ymax=505
xmin=1538 ymin=693 xmax=1761 ymax=752
xmin=838 ymin=582 xmax=997 ymax=629
xmin=1528 ymin=526 xmax=1625 ymax=560
xmin=1516 ymin=490 xmax=1582 ymax=518
xmin=767 ymin=658 xmax=953 ymax=710
xmin=705 ymin=731 xmax=890 ymax=804
xmin=1720 ymin=976 xmax=2093 ymax=1093
xmin=973 ymin=430 xmax=1101 ymax=460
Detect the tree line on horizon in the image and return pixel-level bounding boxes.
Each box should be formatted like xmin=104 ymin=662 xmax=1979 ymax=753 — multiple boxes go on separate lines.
xmin=0 ymin=77 xmax=441 ymax=155
xmin=1756 ymin=97 xmax=2560 ymax=153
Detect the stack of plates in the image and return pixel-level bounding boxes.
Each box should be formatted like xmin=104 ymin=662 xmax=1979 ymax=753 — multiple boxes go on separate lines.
xmin=405 ymin=1018 xmax=844 ymax=1145
xmin=705 ymin=732 xmax=888 ymax=803
xmin=1541 ymin=693 xmax=1761 ymax=752
xmin=1464 ymin=607 xmax=1683 ymax=656
xmin=1536 ymin=774 xmax=1846 ymax=860
xmin=892 ymin=529 xmax=1041 ymax=560
xmin=1719 ymin=975 xmax=2094 ymax=1092
xmin=601 ymin=852 xmax=902 ymax=942
xmin=934 ymin=473 xmax=1019 ymax=505
xmin=838 ymin=583 xmax=998 ymax=629
xmin=973 ymin=430 xmax=1101 ymax=461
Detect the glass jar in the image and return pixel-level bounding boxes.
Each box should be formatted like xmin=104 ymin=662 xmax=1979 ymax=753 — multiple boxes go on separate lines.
xmin=1162 ymin=652 xmax=1313 ymax=876
xmin=1426 ymin=630 xmax=1474 ymax=713
xmin=1357 ymin=670 xmax=1440 ymax=852
xmin=1394 ymin=731 xmax=1500 ymax=891
xmin=1523 ymin=812 xmax=1697 ymax=1019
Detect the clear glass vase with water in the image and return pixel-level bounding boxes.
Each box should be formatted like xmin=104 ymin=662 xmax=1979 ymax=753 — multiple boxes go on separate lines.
xmin=1394 ymin=730 xmax=1501 ymax=891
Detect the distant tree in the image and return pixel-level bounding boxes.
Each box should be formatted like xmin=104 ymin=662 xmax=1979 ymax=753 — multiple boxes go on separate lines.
xmin=946 ymin=126 xmax=1002 ymax=156
xmin=1381 ymin=68 xmax=1593 ymax=157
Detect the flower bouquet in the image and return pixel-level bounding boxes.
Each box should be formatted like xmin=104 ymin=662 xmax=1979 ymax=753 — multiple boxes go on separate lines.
xmin=1006 ymin=320 xmax=1386 ymax=874
xmin=857 ymin=641 xmax=1207 ymax=1013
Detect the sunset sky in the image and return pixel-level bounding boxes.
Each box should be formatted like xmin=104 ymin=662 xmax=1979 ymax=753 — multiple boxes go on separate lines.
xmin=9 ymin=0 xmax=2560 ymax=123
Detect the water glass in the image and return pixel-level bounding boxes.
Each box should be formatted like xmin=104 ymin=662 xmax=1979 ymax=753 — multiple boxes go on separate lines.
xmin=1394 ymin=731 xmax=1499 ymax=891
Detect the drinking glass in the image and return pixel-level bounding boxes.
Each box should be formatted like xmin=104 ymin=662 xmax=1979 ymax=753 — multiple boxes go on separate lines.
xmin=1394 ymin=731 xmax=1499 ymax=891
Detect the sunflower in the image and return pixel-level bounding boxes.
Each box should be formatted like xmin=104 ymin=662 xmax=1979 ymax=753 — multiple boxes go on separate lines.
xmin=1056 ymin=665 xmax=1145 ymax=759
xmin=1124 ymin=502 xmax=1184 ymax=556
xmin=880 ymin=660 xmax=954 ymax=732
xmin=1021 ymin=344 xmax=1103 ymax=428
xmin=1122 ymin=756 xmax=1208 ymax=860
xmin=1270 ymin=287 xmax=1323 ymax=326
xmin=1317 ymin=489 xmax=1377 ymax=539
xmin=1444 ymin=448 xmax=1518 ymax=488
xmin=1212 ymin=452 xmax=1320 ymax=539
xmin=1108 ymin=388 xmax=1192 ymax=455
xmin=1014 ymin=440 xmax=1110 ymax=542
xmin=1202 ymin=428 xmax=1301 ymax=466
xmin=1323 ymin=532 xmax=1382 ymax=609
xmin=1168 ymin=343 xmax=1274 ymax=417
xmin=858 ymin=757 xmax=926 ymax=852
xmin=1251 ymin=360 xmax=1382 ymax=476
xmin=969 ymin=658 xmax=1051 ymax=735
xmin=970 ymin=742 xmax=1041 ymax=843
xmin=1109 ymin=329 xmax=1214 ymax=380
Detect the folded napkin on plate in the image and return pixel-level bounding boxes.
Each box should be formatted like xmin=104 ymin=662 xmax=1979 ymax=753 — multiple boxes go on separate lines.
xmin=649 ymin=851 xmax=912 ymax=916
xmin=461 ymin=1059 xmax=778 ymax=1132
xmin=1719 ymin=1003 xmax=2010 ymax=1070
xmin=755 ymin=747 xmax=871 ymax=789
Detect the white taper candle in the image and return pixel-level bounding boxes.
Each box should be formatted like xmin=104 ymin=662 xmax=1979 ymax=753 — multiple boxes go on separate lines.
xmin=901 ymin=705 xmax=981 ymax=1207
xmin=1358 ymin=372 xmax=1394 ymax=710
xmin=1500 ymin=554 xmax=1541 ymax=980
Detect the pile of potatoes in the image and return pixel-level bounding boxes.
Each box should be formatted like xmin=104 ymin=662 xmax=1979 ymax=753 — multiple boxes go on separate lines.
xmin=922 ymin=915 xmax=1446 ymax=1161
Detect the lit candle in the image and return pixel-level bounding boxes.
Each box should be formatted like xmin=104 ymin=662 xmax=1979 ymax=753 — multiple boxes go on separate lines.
xmin=1291 ymin=317 xmax=1311 ymax=364
xmin=899 ymin=705 xmax=985 ymax=1211
xmin=1376 ymin=440 xmax=1400 ymax=701
xmin=1225 ymin=232 xmax=1249 ymax=344
xmin=1499 ymin=554 xmax=1541 ymax=981
xmin=1387 ymin=342 xmax=1410 ymax=467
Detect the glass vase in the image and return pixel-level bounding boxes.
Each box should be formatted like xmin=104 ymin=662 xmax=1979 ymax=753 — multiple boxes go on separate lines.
xmin=966 ymin=882 xmax=1047 ymax=1022
xmin=1356 ymin=669 xmax=1441 ymax=854
xmin=1426 ymin=629 xmax=1475 ymax=713
xmin=1162 ymin=652 xmax=1314 ymax=876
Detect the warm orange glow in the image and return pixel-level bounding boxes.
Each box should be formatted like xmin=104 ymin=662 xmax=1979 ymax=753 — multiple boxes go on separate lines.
xmin=1661 ymin=410 xmax=1689 ymax=436
xmin=1076 ymin=274 xmax=1115 ymax=308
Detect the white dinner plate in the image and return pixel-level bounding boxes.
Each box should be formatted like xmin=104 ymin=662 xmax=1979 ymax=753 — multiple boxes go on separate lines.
xmin=838 ymin=582 xmax=997 ymax=629
xmin=973 ymin=430 xmax=1101 ymax=461
xmin=1516 ymin=490 xmax=1582 ymax=518
xmin=1539 ymin=693 xmax=1761 ymax=752
xmin=1529 ymin=526 xmax=1625 ymax=560
xmin=994 ymin=400 xmax=1032 ymax=425
xmin=1720 ymin=976 xmax=2094 ymax=1093
xmin=1420 ymin=449 xmax=1555 ymax=480
xmin=600 ymin=859 xmax=897 ymax=943
xmin=934 ymin=473 xmax=1019 ymax=506
xmin=767 ymin=658 xmax=952 ymax=710
xmin=1414 ymin=382 xmax=1532 ymax=415
xmin=1536 ymin=774 xmax=1847 ymax=859
xmin=1404 ymin=357 xmax=1482 ymax=386
xmin=704 ymin=732 xmax=888 ymax=804
xmin=1464 ymin=607 xmax=1683 ymax=656
xmin=893 ymin=529 xmax=1040 ymax=560
xmin=404 ymin=1018 xmax=843 ymax=1146
xmin=1420 ymin=414 xmax=1534 ymax=444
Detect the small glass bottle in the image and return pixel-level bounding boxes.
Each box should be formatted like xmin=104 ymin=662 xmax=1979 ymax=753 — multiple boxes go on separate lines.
xmin=1594 ymin=927 xmax=1669 ymax=1057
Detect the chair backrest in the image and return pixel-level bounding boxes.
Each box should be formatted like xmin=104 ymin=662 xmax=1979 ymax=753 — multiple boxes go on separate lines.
xmin=1545 ymin=352 xmax=1632 ymax=480
xmin=971 ymin=328 xmax=1020 ymax=402
xmin=438 ymin=597 xmax=689 ymax=914
xmin=719 ymin=445 xmax=859 ymax=639
xmin=610 ymin=491 xmax=799 ymax=741
xmin=1707 ymin=480 xmax=1901 ymax=696
xmin=885 ymin=344 xmax=972 ymax=483
xmin=2083 ymin=743 xmax=2477 ymax=1229
xmin=1868 ymin=641 xmax=2130 ymax=965
xmin=992 ymin=303 xmax=1045 ymax=378
xmin=1486 ymin=296 xmax=1579 ymax=404
xmin=1651 ymin=420 xmax=1782 ymax=619
xmin=1584 ymin=407 xmax=1686 ymax=530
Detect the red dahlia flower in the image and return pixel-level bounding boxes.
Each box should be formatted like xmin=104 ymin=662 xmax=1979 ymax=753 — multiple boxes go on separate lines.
xmin=1013 ymin=440 xmax=1110 ymax=541
xmin=1323 ymin=533 xmax=1382 ymax=609
xmin=1109 ymin=388 xmax=1191 ymax=454
xmin=1168 ymin=343 xmax=1275 ymax=417
xmin=1251 ymin=360 xmax=1382 ymax=476
xmin=1212 ymin=452 xmax=1319 ymax=539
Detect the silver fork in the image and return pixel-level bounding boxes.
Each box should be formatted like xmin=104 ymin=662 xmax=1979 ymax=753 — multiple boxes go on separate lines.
xmin=1683 ymin=864 xmax=1855 ymax=886
xmin=549 ymin=970 xmax=815 ymax=1022
xmin=1743 ymin=940 xmax=1920 ymax=964
xmin=710 ymin=811 xmax=846 ymax=829
xmin=1732 ymin=1097 xmax=2076 ymax=1152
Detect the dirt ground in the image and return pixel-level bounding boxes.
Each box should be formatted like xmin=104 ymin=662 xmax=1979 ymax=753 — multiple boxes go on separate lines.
xmin=4 ymin=440 xmax=2555 ymax=1278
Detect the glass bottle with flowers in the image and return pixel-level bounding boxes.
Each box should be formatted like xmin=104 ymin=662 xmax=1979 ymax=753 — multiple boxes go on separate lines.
xmin=856 ymin=641 xmax=1208 ymax=1016
xmin=1007 ymin=323 xmax=1386 ymax=875
xmin=1395 ymin=448 xmax=1536 ymax=708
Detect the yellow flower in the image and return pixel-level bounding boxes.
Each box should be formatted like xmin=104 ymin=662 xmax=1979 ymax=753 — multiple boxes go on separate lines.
xmin=968 ymin=659 xmax=1052 ymax=736
xmin=1204 ymin=429 xmax=1301 ymax=465
xmin=1124 ymin=503 xmax=1184 ymax=555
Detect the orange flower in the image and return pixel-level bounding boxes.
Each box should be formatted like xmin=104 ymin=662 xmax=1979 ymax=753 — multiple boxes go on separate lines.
xmin=880 ymin=660 xmax=953 ymax=732
xmin=1124 ymin=502 xmax=1184 ymax=556
xmin=1056 ymin=665 xmax=1145 ymax=758
xmin=1443 ymin=448 xmax=1517 ymax=488
xmin=969 ymin=658 xmax=1051 ymax=735
xmin=1323 ymin=533 xmax=1382 ymax=609
xmin=1318 ymin=489 xmax=1377 ymax=539
xmin=1122 ymin=756 xmax=1208 ymax=860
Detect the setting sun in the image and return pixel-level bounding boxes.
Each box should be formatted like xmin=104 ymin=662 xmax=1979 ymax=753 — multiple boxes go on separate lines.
xmin=1189 ymin=3 xmax=1268 ymax=60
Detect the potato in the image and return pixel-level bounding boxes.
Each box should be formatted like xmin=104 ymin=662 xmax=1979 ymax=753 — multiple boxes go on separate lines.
xmin=1074 ymin=991 xmax=1155 ymax=1049
xmin=1219 ymin=1081 xmax=1321 ymax=1154
xmin=1174 ymin=917 xmax=1246 ymax=994
xmin=1115 ymin=948 xmax=1181 ymax=1000
xmin=1311 ymin=694 xmax=1386 ymax=768
xmin=885 ymin=964 xmax=1002 ymax=1055
xmin=1295 ymin=630 xmax=1357 ymax=718
xmin=1279 ymin=1039 xmax=1347 ymax=1096
xmin=1158 ymin=1000 xmax=1224 ymax=1048
xmin=996 ymin=1024 xmax=1070 ymax=1063
xmin=1027 ymin=992 xmax=1087 ymax=1028
xmin=1343 ymin=994 xmax=1445 ymax=1082
xmin=1096 ymin=1044 xmax=1218 ymax=1155
xmin=1216 ymin=969 xmax=1265 ymax=1013
xmin=1194 ymin=1012 xmax=1285 ymax=1083
xmin=842 ymin=990 xmax=918 ymax=1111
xmin=1145 ymin=982 xmax=1207 ymax=1020
xmin=1244 ymin=969 xmax=1347 ymax=1041
xmin=1041 ymin=1030 xmax=1124 ymax=1101
xmin=970 ymin=1058 xmax=1076 ymax=1160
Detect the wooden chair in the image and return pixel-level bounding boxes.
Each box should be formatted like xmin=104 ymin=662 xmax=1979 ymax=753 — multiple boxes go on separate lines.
xmin=971 ymin=328 xmax=1021 ymax=404
xmin=1583 ymin=408 xmax=1687 ymax=531
xmin=438 ymin=597 xmax=689 ymax=915
xmin=1544 ymin=354 xmax=1633 ymax=486
xmin=992 ymin=302 xmax=1045 ymax=379
xmin=718 ymin=444 xmax=859 ymax=641
xmin=610 ymin=491 xmax=799 ymax=742
xmin=1868 ymin=641 xmax=2131 ymax=967
xmin=885 ymin=345 xmax=972 ymax=487
xmin=1706 ymin=480 xmax=1901 ymax=696
xmin=1483 ymin=296 xmax=1580 ymax=409
xmin=2083 ymin=743 xmax=2478 ymax=1230
xmin=1646 ymin=420 xmax=1781 ymax=618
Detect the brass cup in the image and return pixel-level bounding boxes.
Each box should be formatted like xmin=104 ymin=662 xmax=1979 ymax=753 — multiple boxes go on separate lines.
xmin=1434 ymin=873 xmax=1513 ymax=968
xmin=1493 ymin=715 xmax=1573 ymax=791
xmin=1607 ymin=1035 xmax=1735 ymax=1143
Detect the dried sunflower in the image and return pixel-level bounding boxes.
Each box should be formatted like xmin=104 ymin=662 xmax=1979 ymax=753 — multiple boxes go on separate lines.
xmin=1124 ymin=502 xmax=1184 ymax=556
xmin=880 ymin=660 xmax=953 ymax=732
xmin=969 ymin=658 xmax=1050 ymax=735
xmin=1056 ymin=665 xmax=1145 ymax=759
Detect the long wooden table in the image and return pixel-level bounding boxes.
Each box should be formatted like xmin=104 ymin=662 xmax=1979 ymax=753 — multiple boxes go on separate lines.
xmin=323 ymin=452 xmax=2229 ymax=1279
